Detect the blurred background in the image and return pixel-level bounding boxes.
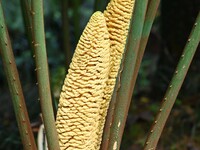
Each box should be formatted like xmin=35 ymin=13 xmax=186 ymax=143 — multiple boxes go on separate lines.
xmin=0 ymin=0 xmax=199 ymax=149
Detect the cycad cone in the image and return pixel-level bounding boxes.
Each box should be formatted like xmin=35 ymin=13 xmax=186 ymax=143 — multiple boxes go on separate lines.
xmin=56 ymin=0 xmax=135 ymax=149
xmin=56 ymin=12 xmax=110 ymax=150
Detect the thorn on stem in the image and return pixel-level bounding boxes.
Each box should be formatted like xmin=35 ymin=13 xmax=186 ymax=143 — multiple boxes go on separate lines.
xmin=31 ymin=11 xmax=36 ymax=15
xmin=118 ymin=122 xmax=121 ymax=127
xmin=113 ymin=141 xmax=117 ymax=150
xmin=22 ymin=118 xmax=25 ymax=122
xmin=34 ymin=68 xmax=41 ymax=71
xmin=34 ymin=43 xmax=39 ymax=47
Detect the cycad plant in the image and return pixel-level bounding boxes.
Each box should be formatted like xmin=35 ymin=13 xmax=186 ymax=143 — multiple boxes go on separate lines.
xmin=0 ymin=0 xmax=199 ymax=150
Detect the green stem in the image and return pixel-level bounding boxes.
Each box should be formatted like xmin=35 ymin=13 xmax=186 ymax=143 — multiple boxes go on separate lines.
xmin=104 ymin=1 xmax=148 ymax=150
xmin=133 ymin=0 xmax=160 ymax=83
xmin=61 ymin=0 xmax=71 ymax=70
xmin=31 ymin=0 xmax=60 ymax=149
xmin=20 ymin=0 xmax=34 ymax=52
xmin=144 ymin=12 xmax=200 ymax=150
xmin=0 ymin=2 xmax=37 ymax=150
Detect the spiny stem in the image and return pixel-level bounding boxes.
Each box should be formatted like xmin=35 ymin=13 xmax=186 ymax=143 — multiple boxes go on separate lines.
xmin=104 ymin=0 xmax=148 ymax=150
xmin=0 ymin=2 xmax=37 ymax=149
xmin=20 ymin=0 xmax=34 ymax=52
xmin=31 ymin=0 xmax=60 ymax=149
xmin=144 ymin=12 xmax=200 ymax=150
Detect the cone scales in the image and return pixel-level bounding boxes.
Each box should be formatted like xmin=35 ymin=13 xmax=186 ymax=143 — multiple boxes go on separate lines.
xmin=56 ymin=12 xmax=110 ymax=150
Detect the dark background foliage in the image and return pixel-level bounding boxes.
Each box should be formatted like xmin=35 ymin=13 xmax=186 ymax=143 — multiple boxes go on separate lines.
xmin=0 ymin=0 xmax=199 ymax=149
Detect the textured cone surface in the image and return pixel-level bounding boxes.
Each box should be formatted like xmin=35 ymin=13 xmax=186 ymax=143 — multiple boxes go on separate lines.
xmin=56 ymin=12 xmax=110 ymax=150
xmin=97 ymin=0 xmax=135 ymax=147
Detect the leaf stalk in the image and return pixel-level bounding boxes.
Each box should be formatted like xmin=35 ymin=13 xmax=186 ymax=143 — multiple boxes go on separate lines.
xmin=0 ymin=2 xmax=37 ymax=149
xmin=31 ymin=0 xmax=60 ymax=149
xmin=144 ymin=12 xmax=200 ymax=150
